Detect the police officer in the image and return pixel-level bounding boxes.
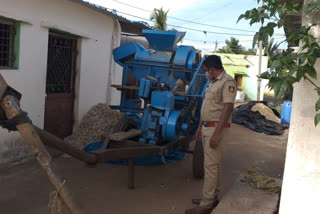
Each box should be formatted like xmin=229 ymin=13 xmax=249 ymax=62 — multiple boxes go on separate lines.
xmin=186 ymin=55 xmax=237 ymax=214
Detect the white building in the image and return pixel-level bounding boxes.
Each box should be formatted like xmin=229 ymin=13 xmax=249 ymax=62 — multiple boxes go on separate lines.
xmin=0 ymin=0 xmax=148 ymax=165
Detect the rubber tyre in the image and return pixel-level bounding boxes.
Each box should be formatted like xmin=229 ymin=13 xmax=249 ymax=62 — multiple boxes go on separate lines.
xmin=193 ymin=140 xmax=204 ymax=178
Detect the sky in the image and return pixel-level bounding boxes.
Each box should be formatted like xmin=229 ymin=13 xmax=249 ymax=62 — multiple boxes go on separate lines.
xmin=87 ymin=0 xmax=287 ymax=52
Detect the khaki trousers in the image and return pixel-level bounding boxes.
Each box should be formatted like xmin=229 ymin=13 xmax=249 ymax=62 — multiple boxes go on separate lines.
xmin=199 ymin=126 xmax=227 ymax=208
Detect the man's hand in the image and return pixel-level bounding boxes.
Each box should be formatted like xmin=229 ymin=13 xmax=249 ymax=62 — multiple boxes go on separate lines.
xmin=210 ymin=134 xmax=220 ymax=149
xmin=195 ymin=127 xmax=201 ymax=141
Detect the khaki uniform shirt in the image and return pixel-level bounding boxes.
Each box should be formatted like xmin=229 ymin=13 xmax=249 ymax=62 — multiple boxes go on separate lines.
xmin=200 ymin=71 xmax=237 ymax=122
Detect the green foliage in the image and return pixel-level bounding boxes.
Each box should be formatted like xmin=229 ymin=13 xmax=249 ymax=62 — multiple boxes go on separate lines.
xmin=151 ymin=8 xmax=169 ymax=31
xmin=237 ymin=0 xmax=302 ymax=48
xmin=265 ymin=38 xmax=281 ymax=67
xmin=239 ymin=0 xmax=320 ymax=126
xmin=218 ymin=37 xmax=245 ymax=54
xmin=273 ymin=104 xmax=282 ymax=115
xmin=303 ymin=0 xmax=320 ymax=13
xmin=244 ymin=48 xmax=256 ymax=55
xmin=316 ymin=97 xmax=320 ymax=111
xmin=315 ymin=113 xmax=320 ymax=126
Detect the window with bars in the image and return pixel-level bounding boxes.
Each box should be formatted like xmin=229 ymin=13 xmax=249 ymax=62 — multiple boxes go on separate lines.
xmin=0 ymin=18 xmax=18 ymax=69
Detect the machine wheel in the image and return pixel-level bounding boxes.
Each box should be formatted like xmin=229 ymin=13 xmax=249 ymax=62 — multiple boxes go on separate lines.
xmin=193 ymin=140 xmax=204 ymax=178
xmin=112 ymin=117 xmax=137 ymax=133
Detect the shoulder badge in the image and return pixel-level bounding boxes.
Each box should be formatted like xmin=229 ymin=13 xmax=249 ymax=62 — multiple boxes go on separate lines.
xmin=229 ymin=86 xmax=235 ymax=93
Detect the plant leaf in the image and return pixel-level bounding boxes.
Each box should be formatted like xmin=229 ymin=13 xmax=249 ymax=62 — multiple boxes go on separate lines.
xmin=237 ymin=14 xmax=246 ymax=23
xmin=308 ymin=55 xmax=317 ymax=65
xmin=260 ymin=71 xmax=270 ymax=79
xmin=289 ymin=64 xmax=299 ymax=75
xmin=316 ymin=98 xmax=320 ymax=111
xmin=315 ymin=113 xmax=320 ymax=126
xmin=278 ymin=80 xmax=290 ymax=99
xmin=298 ymin=53 xmax=307 ymax=65
xmin=306 ymin=66 xmax=317 ymax=79
xmin=270 ymin=59 xmax=281 ymax=71
xmin=266 ymin=23 xmax=277 ymax=36
xmin=270 ymin=60 xmax=281 ymax=70
xmin=296 ymin=69 xmax=305 ymax=81
xmin=252 ymin=32 xmax=259 ymax=49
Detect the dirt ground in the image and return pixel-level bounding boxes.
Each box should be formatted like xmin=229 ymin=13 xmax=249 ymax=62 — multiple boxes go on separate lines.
xmin=0 ymin=124 xmax=288 ymax=214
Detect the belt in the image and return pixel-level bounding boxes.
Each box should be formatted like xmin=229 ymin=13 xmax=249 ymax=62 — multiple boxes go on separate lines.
xmin=203 ymin=121 xmax=230 ymax=128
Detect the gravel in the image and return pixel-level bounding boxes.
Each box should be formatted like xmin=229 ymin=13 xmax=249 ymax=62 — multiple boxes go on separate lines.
xmin=251 ymin=103 xmax=281 ymax=123
xmin=65 ymin=103 xmax=123 ymax=149
xmin=241 ymin=170 xmax=281 ymax=193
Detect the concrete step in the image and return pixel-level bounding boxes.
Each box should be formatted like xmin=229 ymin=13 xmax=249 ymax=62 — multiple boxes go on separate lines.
xmin=212 ymin=176 xmax=280 ymax=214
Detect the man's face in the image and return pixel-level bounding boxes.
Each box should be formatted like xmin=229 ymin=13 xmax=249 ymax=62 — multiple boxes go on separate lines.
xmin=204 ymin=65 xmax=214 ymax=80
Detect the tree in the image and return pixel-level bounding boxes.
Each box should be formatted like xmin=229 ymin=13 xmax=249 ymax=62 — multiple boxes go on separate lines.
xmin=150 ymin=7 xmax=169 ymax=31
xmin=265 ymin=38 xmax=280 ymax=68
xmin=238 ymin=0 xmax=320 ymax=126
xmin=244 ymin=48 xmax=256 ymax=55
xmin=218 ymin=37 xmax=245 ymax=54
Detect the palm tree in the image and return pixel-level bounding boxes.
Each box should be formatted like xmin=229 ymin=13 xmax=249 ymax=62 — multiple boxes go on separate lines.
xmin=218 ymin=37 xmax=245 ymax=54
xmin=265 ymin=38 xmax=280 ymax=67
xmin=150 ymin=7 xmax=169 ymax=31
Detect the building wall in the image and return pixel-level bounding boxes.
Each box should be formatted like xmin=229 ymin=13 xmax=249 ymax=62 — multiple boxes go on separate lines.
xmin=0 ymin=0 xmax=120 ymax=165
xmin=222 ymin=55 xmax=268 ymax=101
xmin=244 ymin=55 xmax=268 ymax=101
xmin=279 ymin=1 xmax=320 ymax=213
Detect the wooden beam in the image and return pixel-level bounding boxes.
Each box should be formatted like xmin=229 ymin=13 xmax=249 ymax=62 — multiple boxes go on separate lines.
xmin=0 ymin=95 xmax=84 ymax=214
xmin=111 ymin=84 xmax=140 ymax=91
xmin=0 ymin=74 xmax=8 ymax=99
xmin=110 ymin=129 xmax=142 ymax=141
xmin=34 ymin=126 xmax=97 ymax=164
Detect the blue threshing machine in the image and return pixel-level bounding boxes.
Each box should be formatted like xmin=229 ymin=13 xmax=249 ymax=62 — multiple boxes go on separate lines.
xmin=112 ymin=30 xmax=209 ymax=145
xmin=104 ymin=30 xmax=211 ymax=187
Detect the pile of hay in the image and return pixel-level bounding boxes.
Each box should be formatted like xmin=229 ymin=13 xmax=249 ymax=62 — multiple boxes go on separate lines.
xmin=65 ymin=103 xmax=123 ymax=149
xmin=241 ymin=170 xmax=281 ymax=193
xmin=251 ymin=103 xmax=281 ymax=123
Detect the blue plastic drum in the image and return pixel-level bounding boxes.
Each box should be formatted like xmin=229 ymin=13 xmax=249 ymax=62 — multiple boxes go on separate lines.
xmin=281 ymin=101 xmax=292 ymax=125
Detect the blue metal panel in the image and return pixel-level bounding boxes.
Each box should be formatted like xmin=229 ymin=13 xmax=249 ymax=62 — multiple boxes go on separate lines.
xmin=120 ymin=65 xmax=128 ymax=107
xmin=110 ymin=106 xmax=144 ymax=113
xmin=173 ymin=46 xmax=195 ymax=66
xmin=124 ymin=112 xmax=142 ymax=129
xmin=181 ymin=123 xmax=189 ymax=133
xmin=138 ymin=79 xmax=151 ymax=98
xmin=135 ymin=50 xmax=171 ymax=63
xmin=124 ymin=99 xmax=141 ymax=109
xmin=187 ymin=50 xmax=201 ymax=69
xmin=166 ymin=110 xmax=181 ymax=141
xmin=160 ymin=110 xmax=171 ymax=138
xmin=150 ymin=68 xmax=169 ymax=83
xmin=142 ymin=30 xmax=185 ymax=52
xmin=173 ymin=72 xmax=185 ymax=80
xmin=151 ymin=91 xmax=175 ymax=110
xmin=131 ymin=66 xmax=150 ymax=80
xmin=113 ymin=43 xmax=145 ymax=67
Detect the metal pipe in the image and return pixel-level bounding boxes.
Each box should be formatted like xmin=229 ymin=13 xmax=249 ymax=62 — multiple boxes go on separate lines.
xmin=257 ymin=0 xmax=264 ymax=101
